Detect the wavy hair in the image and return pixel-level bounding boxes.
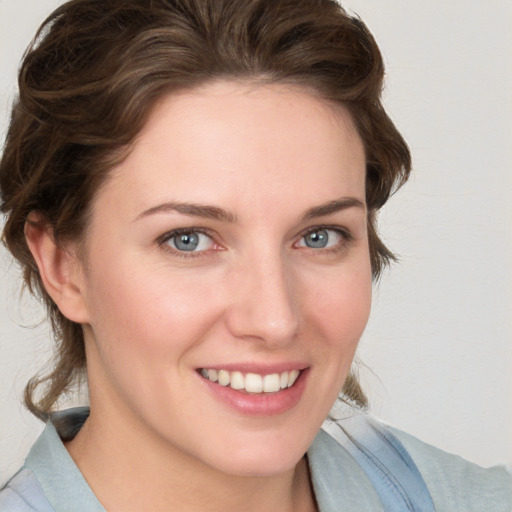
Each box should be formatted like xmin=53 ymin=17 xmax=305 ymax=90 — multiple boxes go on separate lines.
xmin=0 ymin=0 xmax=411 ymax=419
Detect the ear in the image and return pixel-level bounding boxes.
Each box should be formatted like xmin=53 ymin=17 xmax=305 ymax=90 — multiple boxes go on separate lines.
xmin=24 ymin=215 xmax=90 ymax=324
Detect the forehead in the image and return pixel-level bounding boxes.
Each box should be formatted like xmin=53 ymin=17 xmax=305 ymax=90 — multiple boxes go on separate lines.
xmin=98 ymin=81 xmax=366 ymax=218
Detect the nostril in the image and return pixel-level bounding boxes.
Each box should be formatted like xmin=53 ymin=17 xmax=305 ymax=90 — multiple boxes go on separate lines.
xmin=224 ymin=260 xmax=299 ymax=345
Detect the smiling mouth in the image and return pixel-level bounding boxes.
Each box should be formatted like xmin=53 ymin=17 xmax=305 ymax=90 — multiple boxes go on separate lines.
xmin=199 ymin=368 xmax=301 ymax=394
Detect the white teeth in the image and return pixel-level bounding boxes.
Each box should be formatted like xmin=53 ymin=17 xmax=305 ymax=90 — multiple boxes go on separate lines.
xmin=207 ymin=369 xmax=218 ymax=383
xmin=200 ymin=368 xmax=302 ymax=394
xmin=288 ymin=370 xmax=300 ymax=388
xmin=263 ymin=373 xmax=281 ymax=393
xmin=245 ymin=373 xmax=263 ymax=393
xmin=230 ymin=371 xmax=245 ymax=390
xmin=218 ymin=370 xmax=230 ymax=386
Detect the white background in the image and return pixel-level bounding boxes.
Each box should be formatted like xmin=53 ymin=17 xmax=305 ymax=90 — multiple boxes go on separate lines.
xmin=1 ymin=0 xmax=511 ymax=484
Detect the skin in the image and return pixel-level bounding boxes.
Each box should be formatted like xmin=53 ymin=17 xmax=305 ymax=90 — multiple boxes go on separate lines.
xmin=27 ymin=81 xmax=372 ymax=511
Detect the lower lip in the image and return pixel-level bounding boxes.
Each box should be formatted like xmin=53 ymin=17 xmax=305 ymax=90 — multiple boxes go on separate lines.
xmin=199 ymin=369 xmax=309 ymax=416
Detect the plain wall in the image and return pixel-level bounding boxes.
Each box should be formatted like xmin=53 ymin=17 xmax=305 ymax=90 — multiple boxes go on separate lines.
xmin=1 ymin=0 xmax=511 ymax=484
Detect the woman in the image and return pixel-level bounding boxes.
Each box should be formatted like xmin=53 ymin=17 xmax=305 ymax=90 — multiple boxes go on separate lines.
xmin=0 ymin=0 xmax=510 ymax=510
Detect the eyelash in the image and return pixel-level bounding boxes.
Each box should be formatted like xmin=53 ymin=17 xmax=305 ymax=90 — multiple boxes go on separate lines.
xmin=157 ymin=228 xmax=217 ymax=259
xmin=157 ymin=225 xmax=354 ymax=259
xmin=296 ymin=225 xmax=354 ymax=255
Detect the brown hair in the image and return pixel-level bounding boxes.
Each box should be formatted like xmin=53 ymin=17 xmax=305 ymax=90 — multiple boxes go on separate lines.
xmin=0 ymin=0 xmax=411 ymax=420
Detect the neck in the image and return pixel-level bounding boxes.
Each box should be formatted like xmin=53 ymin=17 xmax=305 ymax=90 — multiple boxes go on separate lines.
xmin=65 ymin=404 xmax=317 ymax=512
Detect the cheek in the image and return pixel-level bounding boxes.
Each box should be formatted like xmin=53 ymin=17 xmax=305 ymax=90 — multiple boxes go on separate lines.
xmin=81 ymin=253 xmax=225 ymax=366
xmin=304 ymin=262 xmax=372 ymax=349
xmin=81 ymin=259 xmax=228 ymax=418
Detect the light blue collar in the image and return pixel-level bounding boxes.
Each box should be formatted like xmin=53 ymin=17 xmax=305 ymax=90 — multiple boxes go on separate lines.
xmin=21 ymin=407 xmax=435 ymax=512
xmin=25 ymin=409 xmax=105 ymax=512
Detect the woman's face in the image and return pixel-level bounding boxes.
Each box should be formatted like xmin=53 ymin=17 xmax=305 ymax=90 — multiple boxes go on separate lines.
xmin=76 ymin=81 xmax=372 ymax=476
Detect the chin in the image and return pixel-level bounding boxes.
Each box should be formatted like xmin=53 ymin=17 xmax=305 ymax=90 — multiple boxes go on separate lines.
xmin=197 ymin=432 xmax=311 ymax=478
xmin=213 ymin=453 xmax=303 ymax=478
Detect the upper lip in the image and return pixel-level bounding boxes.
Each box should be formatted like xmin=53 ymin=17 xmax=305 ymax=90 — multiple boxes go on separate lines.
xmin=196 ymin=363 xmax=309 ymax=375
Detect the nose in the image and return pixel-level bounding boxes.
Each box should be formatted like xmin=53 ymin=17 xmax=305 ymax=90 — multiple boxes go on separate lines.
xmin=224 ymin=251 xmax=299 ymax=348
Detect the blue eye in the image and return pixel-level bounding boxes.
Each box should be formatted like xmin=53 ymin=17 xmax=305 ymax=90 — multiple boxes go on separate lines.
xmin=298 ymin=228 xmax=345 ymax=249
xmin=166 ymin=231 xmax=214 ymax=252
xmin=304 ymin=229 xmax=329 ymax=248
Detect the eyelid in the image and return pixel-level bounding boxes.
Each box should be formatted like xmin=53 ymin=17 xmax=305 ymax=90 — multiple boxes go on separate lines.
xmin=156 ymin=224 xmax=353 ymax=258
xmin=157 ymin=227 xmax=222 ymax=257
xmin=298 ymin=224 xmax=353 ymax=241
xmin=294 ymin=225 xmax=354 ymax=250
xmin=157 ymin=227 xmax=212 ymax=244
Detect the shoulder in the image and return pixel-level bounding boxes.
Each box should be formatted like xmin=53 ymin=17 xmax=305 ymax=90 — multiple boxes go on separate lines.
xmin=389 ymin=426 xmax=512 ymax=512
xmin=0 ymin=468 xmax=55 ymax=512
xmin=317 ymin=409 xmax=512 ymax=511
xmin=1 ymin=408 xmax=104 ymax=512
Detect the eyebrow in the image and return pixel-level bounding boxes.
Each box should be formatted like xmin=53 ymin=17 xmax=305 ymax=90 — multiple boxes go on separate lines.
xmin=135 ymin=202 xmax=236 ymax=223
xmin=302 ymin=197 xmax=365 ymax=220
xmin=135 ymin=196 xmax=365 ymax=223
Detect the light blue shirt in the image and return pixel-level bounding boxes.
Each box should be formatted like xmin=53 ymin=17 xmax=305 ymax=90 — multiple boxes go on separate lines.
xmin=1 ymin=408 xmax=511 ymax=511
